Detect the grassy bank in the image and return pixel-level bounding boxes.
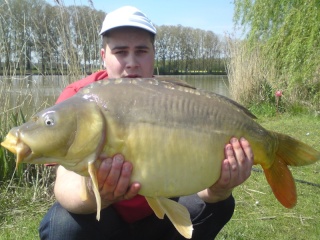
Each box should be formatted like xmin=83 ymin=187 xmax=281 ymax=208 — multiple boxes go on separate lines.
xmin=0 ymin=113 xmax=319 ymax=239
xmin=0 ymin=184 xmax=55 ymax=240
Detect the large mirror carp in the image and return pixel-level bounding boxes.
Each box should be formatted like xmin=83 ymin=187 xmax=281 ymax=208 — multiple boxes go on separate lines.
xmin=2 ymin=78 xmax=319 ymax=238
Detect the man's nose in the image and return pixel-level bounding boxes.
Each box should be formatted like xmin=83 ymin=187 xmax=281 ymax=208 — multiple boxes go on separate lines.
xmin=126 ymin=54 xmax=139 ymax=68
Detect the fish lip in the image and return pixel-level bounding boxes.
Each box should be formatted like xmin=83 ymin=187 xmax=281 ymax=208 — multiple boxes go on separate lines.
xmin=17 ymin=139 xmax=35 ymax=163
xmin=15 ymin=143 xmax=32 ymax=169
xmin=1 ymin=132 xmax=20 ymax=154
xmin=1 ymin=132 xmax=32 ymax=165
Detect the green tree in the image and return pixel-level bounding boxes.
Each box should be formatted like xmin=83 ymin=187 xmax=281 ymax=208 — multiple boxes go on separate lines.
xmin=155 ymin=25 xmax=222 ymax=74
xmin=1 ymin=1 xmax=225 ymax=77
xmin=71 ymin=6 xmax=105 ymax=73
xmin=234 ymin=0 xmax=320 ymax=107
xmin=0 ymin=1 xmax=12 ymax=74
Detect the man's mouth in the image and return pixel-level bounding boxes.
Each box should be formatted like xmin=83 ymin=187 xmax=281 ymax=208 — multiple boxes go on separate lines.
xmin=124 ymin=74 xmax=140 ymax=78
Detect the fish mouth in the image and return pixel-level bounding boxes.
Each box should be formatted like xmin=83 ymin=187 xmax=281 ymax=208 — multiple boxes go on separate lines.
xmin=1 ymin=132 xmax=32 ymax=169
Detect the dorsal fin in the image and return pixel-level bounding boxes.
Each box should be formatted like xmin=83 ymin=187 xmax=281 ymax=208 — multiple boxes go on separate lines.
xmin=155 ymin=76 xmax=196 ymax=89
xmin=155 ymin=76 xmax=256 ymax=119
xmin=211 ymin=92 xmax=257 ymax=119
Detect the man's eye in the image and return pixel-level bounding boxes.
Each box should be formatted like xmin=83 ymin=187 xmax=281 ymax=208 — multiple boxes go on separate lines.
xmin=115 ymin=51 xmax=126 ymax=55
xmin=137 ymin=50 xmax=147 ymax=54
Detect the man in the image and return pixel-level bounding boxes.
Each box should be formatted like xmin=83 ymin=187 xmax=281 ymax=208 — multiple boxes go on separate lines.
xmin=39 ymin=6 xmax=253 ymax=239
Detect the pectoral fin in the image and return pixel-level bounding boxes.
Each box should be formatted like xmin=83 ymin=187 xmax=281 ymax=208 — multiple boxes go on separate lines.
xmin=88 ymin=161 xmax=101 ymax=221
xmin=145 ymin=197 xmax=193 ymax=239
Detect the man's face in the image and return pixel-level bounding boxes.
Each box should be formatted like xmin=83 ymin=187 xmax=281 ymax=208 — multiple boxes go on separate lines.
xmin=101 ymin=28 xmax=155 ymax=78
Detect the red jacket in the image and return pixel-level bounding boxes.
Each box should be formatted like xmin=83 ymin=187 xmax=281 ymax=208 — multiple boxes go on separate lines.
xmin=56 ymin=70 xmax=154 ymax=223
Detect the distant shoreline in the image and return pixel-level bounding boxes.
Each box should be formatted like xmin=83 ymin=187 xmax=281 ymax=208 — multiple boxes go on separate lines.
xmin=0 ymin=71 xmax=227 ymax=76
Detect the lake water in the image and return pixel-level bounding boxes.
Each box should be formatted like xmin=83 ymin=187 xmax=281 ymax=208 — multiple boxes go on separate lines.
xmin=169 ymin=75 xmax=229 ymax=97
xmin=1 ymin=75 xmax=229 ymax=118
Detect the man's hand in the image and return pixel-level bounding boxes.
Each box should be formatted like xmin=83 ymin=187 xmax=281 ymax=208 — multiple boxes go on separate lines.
xmin=54 ymin=154 xmax=141 ymax=214
xmin=96 ymin=154 xmax=141 ymax=208
xmin=198 ymin=137 xmax=254 ymax=203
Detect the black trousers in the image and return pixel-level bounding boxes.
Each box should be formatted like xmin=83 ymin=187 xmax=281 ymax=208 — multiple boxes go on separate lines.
xmin=39 ymin=194 xmax=235 ymax=240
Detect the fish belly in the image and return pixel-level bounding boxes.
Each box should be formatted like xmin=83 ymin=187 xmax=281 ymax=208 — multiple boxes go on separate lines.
xmin=121 ymin=123 xmax=228 ymax=197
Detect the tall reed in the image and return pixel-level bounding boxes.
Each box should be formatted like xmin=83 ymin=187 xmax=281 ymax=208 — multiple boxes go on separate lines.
xmin=0 ymin=75 xmax=57 ymax=197
xmin=225 ymin=37 xmax=277 ymax=106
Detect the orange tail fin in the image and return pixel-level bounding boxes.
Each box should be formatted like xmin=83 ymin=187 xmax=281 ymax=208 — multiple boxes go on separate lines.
xmin=263 ymin=132 xmax=320 ymax=208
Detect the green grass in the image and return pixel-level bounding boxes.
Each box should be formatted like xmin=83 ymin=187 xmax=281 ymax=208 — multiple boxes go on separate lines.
xmin=0 ymin=183 xmax=55 ymax=240
xmin=0 ymin=114 xmax=319 ymax=239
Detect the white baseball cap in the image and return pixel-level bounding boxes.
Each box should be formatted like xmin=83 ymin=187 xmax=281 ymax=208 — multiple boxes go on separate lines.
xmin=99 ymin=6 xmax=157 ymax=35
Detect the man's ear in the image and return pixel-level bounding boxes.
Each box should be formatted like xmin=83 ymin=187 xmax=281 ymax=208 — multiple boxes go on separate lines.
xmin=100 ymin=48 xmax=106 ymax=68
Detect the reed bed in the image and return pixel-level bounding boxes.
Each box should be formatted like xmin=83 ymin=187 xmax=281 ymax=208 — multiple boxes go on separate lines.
xmin=0 ymin=75 xmax=61 ymax=181
xmin=0 ymin=75 xmax=58 ymax=239
xmin=225 ymin=36 xmax=320 ymax=116
xmin=225 ymin=38 xmax=277 ymax=105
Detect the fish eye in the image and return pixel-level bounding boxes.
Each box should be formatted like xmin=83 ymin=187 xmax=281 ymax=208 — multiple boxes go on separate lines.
xmin=45 ymin=117 xmax=54 ymax=126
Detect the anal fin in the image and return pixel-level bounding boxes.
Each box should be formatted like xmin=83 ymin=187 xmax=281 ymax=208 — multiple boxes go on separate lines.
xmin=145 ymin=197 xmax=165 ymax=219
xmin=146 ymin=197 xmax=193 ymax=239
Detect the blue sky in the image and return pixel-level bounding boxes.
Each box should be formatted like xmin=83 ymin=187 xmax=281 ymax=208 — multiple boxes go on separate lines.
xmin=54 ymin=0 xmax=237 ymax=36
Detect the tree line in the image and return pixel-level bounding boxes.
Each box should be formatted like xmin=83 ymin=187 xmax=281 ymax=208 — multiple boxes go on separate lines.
xmin=0 ymin=0 xmax=225 ymax=76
